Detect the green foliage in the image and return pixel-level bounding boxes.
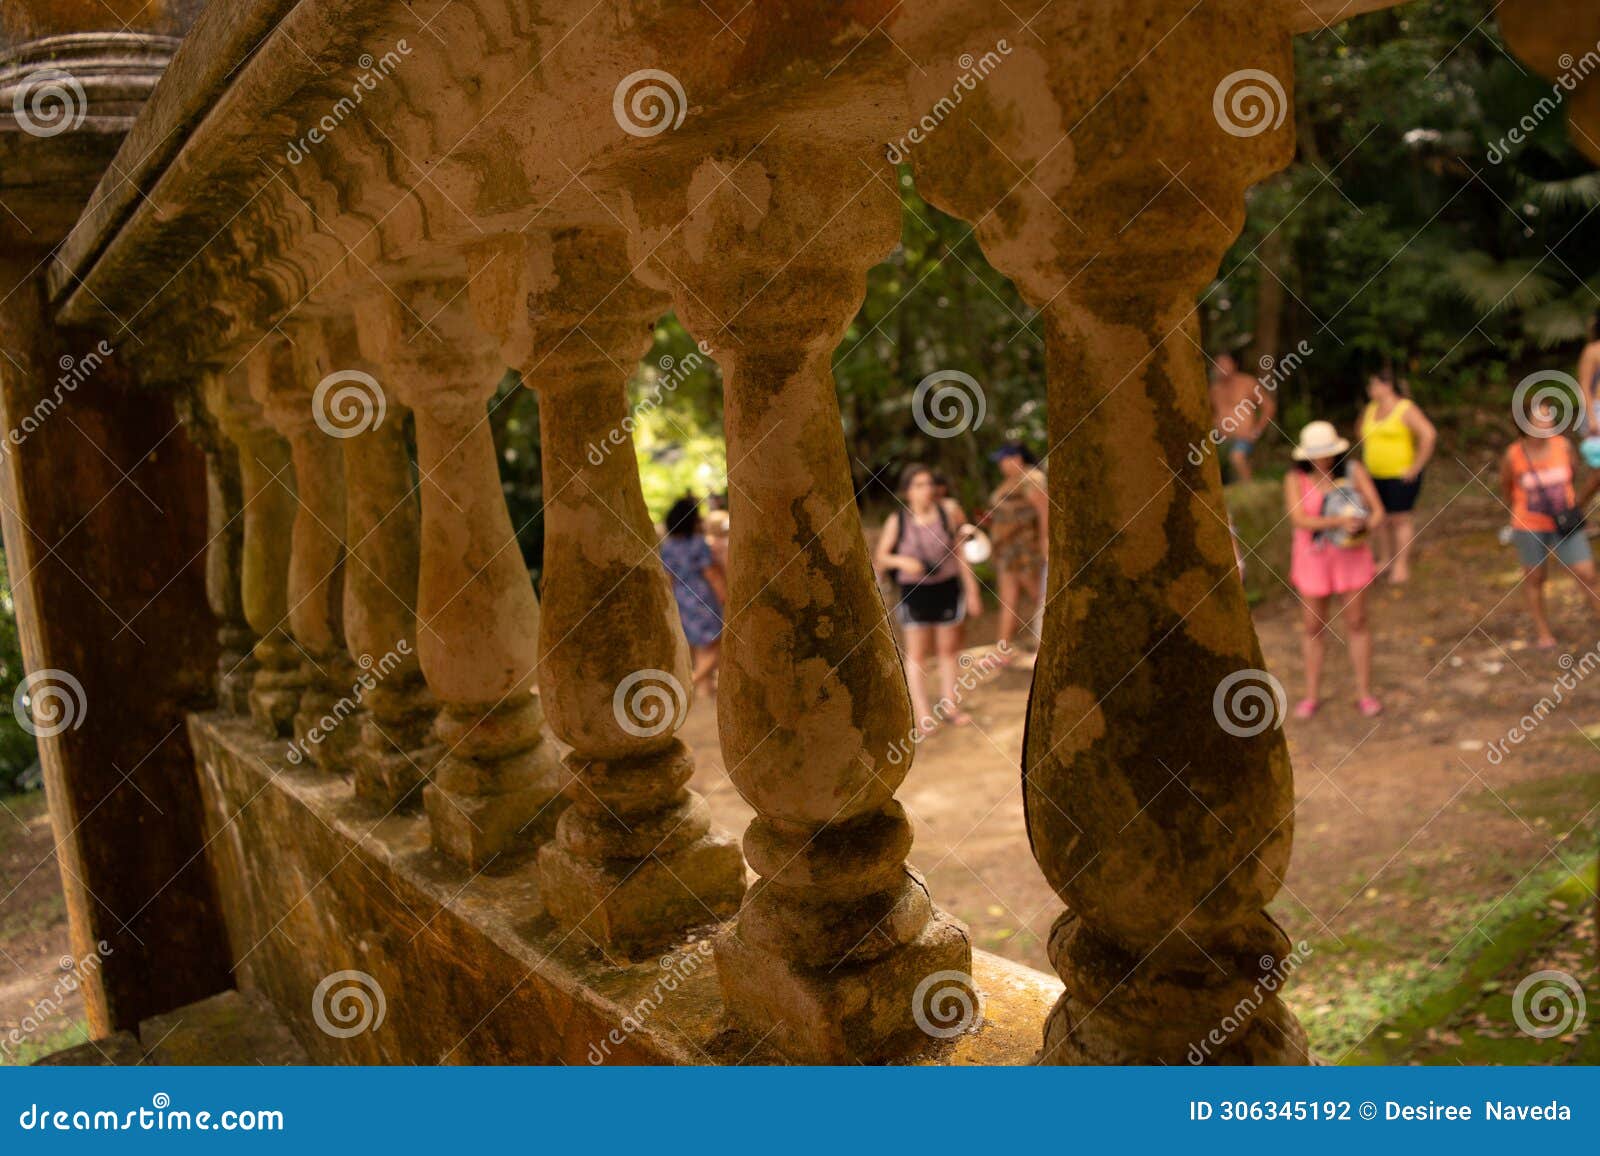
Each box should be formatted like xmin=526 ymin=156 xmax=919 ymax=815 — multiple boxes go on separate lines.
xmin=1208 ymin=0 xmax=1600 ymax=415
xmin=489 ymin=0 xmax=1600 ymax=541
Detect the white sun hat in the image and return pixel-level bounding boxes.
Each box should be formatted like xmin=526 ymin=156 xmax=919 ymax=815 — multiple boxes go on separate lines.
xmin=1291 ymin=420 xmax=1351 ymax=461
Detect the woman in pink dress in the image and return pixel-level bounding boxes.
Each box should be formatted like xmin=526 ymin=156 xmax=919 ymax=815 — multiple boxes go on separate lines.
xmin=1284 ymin=421 xmax=1385 ymax=719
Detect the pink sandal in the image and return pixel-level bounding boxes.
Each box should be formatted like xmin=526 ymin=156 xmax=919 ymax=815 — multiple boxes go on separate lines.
xmin=1357 ymin=696 xmax=1384 ymax=718
xmin=1293 ymin=698 xmax=1318 ymax=720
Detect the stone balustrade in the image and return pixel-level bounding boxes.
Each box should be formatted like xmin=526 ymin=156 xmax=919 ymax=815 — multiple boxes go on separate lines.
xmin=15 ymin=0 xmax=1587 ymax=1065
xmin=27 ymin=0 xmax=1330 ymax=1068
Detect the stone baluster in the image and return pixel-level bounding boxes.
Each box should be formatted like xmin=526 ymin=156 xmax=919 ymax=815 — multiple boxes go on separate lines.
xmin=907 ymin=6 xmax=1309 ymax=1063
xmin=464 ymin=232 xmax=745 ymax=953
xmin=188 ymin=372 xmax=256 ymax=713
xmin=311 ymin=317 xmax=437 ymax=810
xmin=248 ymin=327 xmax=356 ymax=771
xmin=354 ymin=287 xmax=565 ymax=868
xmin=633 ymin=149 xmax=970 ymax=1060
xmin=213 ymin=348 xmax=303 ymax=737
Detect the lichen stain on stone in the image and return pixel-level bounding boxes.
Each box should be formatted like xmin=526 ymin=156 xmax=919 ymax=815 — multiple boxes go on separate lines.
xmin=1190 ymin=492 xmax=1236 ymax=571
xmin=1042 ymin=686 xmax=1105 ymax=762
xmin=1166 ymin=566 xmax=1238 ymax=657
xmin=1083 ymin=329 xmax=1169 ymax=581
xmin=679 ymin=159 xmax=770 ymax=265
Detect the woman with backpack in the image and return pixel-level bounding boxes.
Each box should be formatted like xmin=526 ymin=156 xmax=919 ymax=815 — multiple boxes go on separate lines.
xmin=1284 ymin=421 xmax=1386 ymax=720
xmin=1501 ymin=399 xmax=1600 ymax=649
xmin=875 ymin=463 xmax=983 ymax=734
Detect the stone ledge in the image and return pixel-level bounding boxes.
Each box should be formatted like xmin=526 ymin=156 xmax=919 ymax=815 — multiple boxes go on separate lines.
xmin=188 ymin=712 xmax=1061 ymax=1065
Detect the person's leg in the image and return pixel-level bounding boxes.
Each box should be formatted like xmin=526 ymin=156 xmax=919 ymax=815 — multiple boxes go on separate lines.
xmin=904 ymin=625 xmax=934 ymax=731
xmin=934 ymin=621 xmax=968 ymax=724
xmin=1342 ymin=586 xmax=1375 ymax=704
xmin=996 ymin=565 xmax=1022 ymax=652
xmin=691 ymin=640 xmax=720 ymax=696
xmin=1369 ymin=503 xmax=1394 ymax=573
xmin=1525 ymin=566 xmax=1555 ymax=647
xmin=1229 ymin=444 xmax=1253 ymax=483
xmin=1388 ymin=512 xmax=1415 ymax=584
xmin=1017 ymin=567 xmax=1043 ymax=649
xmin=1298 ymin=595 xmax=1331 ymax=713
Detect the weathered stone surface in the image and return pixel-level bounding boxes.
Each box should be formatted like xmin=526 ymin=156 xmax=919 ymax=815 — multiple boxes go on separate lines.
xmin=140 ymin=990 xmax=307 ymax=1066
xmin=716 ymin=909 xmax=972 ymax=1065
xmin=539 ymin=829 xmax=745 ymax=958
xmin=189 ymin=712 xmax=1055 ymax=1064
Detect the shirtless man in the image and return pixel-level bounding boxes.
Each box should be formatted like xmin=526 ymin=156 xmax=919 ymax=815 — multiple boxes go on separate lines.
xmin=1209 ymin=352 xmax=1276 ymax=482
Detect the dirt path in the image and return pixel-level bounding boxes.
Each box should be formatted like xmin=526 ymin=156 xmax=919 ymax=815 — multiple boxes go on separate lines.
xmin=683 ymin=460 xmax=1600 ymax=1056
xmin=0 ymin=790 xmax=88 ymax=1065
xmin=2 ymin=466 xmax=1595 ymax=1062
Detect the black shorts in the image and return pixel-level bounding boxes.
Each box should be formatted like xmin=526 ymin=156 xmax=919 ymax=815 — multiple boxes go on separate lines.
xmin=895 ymin=578 xmax=965 ymax=627
xmin=1373 ymin=473 xmax=1423 ymax=513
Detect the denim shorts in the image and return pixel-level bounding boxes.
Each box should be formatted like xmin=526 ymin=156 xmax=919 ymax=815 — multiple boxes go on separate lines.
xmin=1512 ymin=529 xmax=1593 ymax=569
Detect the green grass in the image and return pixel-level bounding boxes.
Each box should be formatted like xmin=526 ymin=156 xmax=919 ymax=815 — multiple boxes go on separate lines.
xmin=0 ymin=1016 xmax=90 ymax=1067
xmin=1329 ymin=861 xmax=1597 ymax=1064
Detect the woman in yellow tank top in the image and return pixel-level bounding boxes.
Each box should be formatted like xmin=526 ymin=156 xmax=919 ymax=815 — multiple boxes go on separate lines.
xmin=1359 ymin=369 xmax=1436 ymax=586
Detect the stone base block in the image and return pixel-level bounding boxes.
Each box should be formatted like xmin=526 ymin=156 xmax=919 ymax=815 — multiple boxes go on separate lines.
xmin=538 ymin=833 xmax=746 ymax=956
xmin=352 ymin=743 xmax=434 ymax=813
xmin=425 ymin=781 xmax=565 ymax=871
xmin=249 ymin=684 xmax=299 ymax=738
xmin=293 ymin=706 xmax=360 ymax=774
xmin=218 ymin=668 xmax=254 ymax=716
xmin=715 ymin=909 xmax=972 ymax=1063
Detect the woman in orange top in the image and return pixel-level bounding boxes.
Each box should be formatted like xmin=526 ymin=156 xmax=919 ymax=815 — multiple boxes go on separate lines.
xmin=1499 ymin=399 xmax=1600 ymax=648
